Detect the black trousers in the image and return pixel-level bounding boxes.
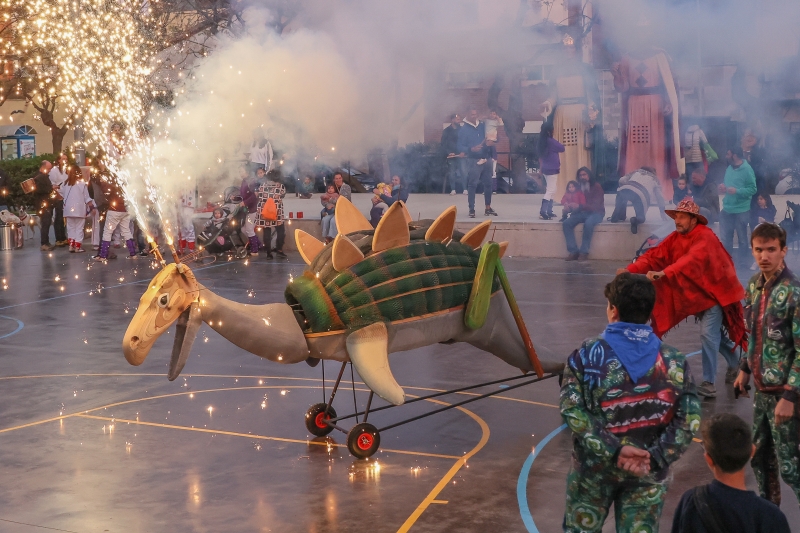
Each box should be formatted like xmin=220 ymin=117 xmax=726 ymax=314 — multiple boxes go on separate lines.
xmin=263 ymin=224 xmax=285 ymax=251
xmin=40 ymin=201 xmax=66 ymax=245
xmin=610 ymin=190 xmax=646 ymax=223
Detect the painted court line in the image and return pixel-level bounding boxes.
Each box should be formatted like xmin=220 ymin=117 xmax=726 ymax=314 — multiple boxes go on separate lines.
xmin=0 ymin=315 xmax=24 ymax=339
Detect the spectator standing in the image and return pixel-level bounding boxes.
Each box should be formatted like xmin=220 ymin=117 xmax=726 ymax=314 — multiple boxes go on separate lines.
xmin=684 ymin=124 xmax=708 ymax=179
xmin=734 ymin=223 xmax=800 ymax=508
xmin=31 ymin=160 xmax=55 ymax=251
xmin=670 ymin=413 xmax=790 ymax=533
xmin=563 ymin=167 xmax=604 ymax=261
xmin=239 ymin=165 xmax=261 ymax=256
xmin=94 ymin=172 xmax=136 ymax=260
xmin=48 ymin=154 xmax=69 ymax=246
xmin=688 ymin=170 xmax=719 ymax=224
xmin=623 ymin=199 xmax=746 ymax=399
xmin=457 ymin=107 xmax=497 ymax=218
xmin=256 ymin=170 xmax=286 ymax=259
xmin=441 ymin=114 xmax=464 ymax=195
xmin=561 ymin=273 xmax=699 ymax=533
xmin=537 ymin=123 xmax=565 ymax=220
xmin=484 ymin=110 xmax=503 ymax=179
xmin=249 ymin=128 xmax=273 ymax=174
xmin=719 ymin=147 xmax=757 ymax=261
xmin=379 ymin=175 xmax=409 ymax=207
xmin=60 ymin=166 xmax=94 ymax=253
xmin=609 ymin=167 xmax=668 ymax=234
xmin=178 ymin=186 xmax=197 ymax=254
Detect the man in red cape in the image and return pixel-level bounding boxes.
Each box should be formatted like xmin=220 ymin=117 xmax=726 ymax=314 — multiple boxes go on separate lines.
xmin=622 ymin=199 xmax=746 ymax=399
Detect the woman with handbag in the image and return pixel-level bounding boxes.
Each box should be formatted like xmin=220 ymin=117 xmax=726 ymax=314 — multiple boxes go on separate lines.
xmin=255 ymin=169 xmax=287 ymax=260
xmin=60 ymin=166 xmax=95 ymax=253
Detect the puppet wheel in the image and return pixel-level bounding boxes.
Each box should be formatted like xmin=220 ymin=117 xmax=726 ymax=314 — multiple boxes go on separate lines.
xmin=305 ymin=403 xmax=337 ymax=437
xmin=347 ymin=423 xmax=380 ymax=459
xmin=235 ymin=246 xmax=249 ymax=259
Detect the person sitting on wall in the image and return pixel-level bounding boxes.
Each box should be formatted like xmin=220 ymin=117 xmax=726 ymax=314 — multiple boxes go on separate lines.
xmin=562 ymin=167 xmax=605 ymax=261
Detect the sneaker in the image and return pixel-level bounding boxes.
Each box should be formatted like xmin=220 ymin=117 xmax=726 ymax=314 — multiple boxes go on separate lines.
xmin=138 ymin=250 xmax=149 ymax=257
xmin=469 ymin=210 xmax=476 ymax=218
xmin=463 ymin=190 xmax=468 ymax=195
xmin=74 ymin=248 xmax=86 ymax=253
xmin=92 ymin=255 xmax=106 ymax=262
xmin=41 ymin=244 xmax=55 ymax=251
xmin=265 ymin=253 xmax=274 ymax=260
xmin=275 ymin=250 xmax=287 ymax=259
xmin=578 ymin=253 xmax=589 ymax=261
xmin=485 ymin=208 xmax=498 ymax=216
xmin=450 ymin=190 xmax=457 ymax=196
xmin=697 ymin=381 xmax=717 ymax=398
xmin=725 ymin=367 xmax=739 ymax=384
xmin=631 ymin=218 xmax=639 ymax=235
xmin=55 ymin=240 xmax=68 ymax=247
xmin=565 ymin=252 xmax=579 ymax=261
xmin=250 ymin=251 xmax=259 ymax=257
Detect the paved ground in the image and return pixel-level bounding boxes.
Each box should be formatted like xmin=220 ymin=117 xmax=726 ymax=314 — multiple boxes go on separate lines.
xmin=1 ymin=239 xmax=799 ymax=532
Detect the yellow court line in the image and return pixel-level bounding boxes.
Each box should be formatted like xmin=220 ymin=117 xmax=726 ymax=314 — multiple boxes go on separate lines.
xmin=395 ymin=397 xmax=491 ymax=533
xmin=76 ymin=414 xmax=461 ymax=460
xmin=0 ymin=373 xmax=560 ymax=409
xmin=0 ymin=415 xmax=68 ymax=435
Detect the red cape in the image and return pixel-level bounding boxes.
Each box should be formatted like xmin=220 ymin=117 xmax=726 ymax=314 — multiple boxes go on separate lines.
xmin=627 ymin=224 xmax=747 ymax=348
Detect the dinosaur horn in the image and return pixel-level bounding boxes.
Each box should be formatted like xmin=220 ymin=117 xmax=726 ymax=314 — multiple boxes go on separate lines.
xmin=332 ymin=234 xmax=364 ymax=272
xmin=425 ymin=206 xmax=457 ymax=242
xmin=334 ymin=196 xmax=372 ymax=235
xmin=372 ymin=202 xmax=410 ymax=253
xmin=295 ymin=230 xmax=325 ymax=266
xmin=498 ymin=241 xmax=509 ymax=258
xmin=460 ymin=220 xmax=492 ymax=249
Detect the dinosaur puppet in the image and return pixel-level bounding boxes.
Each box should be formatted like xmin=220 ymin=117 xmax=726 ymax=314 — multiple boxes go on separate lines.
xmin=123 ymin=199 xmax=563 ymax=407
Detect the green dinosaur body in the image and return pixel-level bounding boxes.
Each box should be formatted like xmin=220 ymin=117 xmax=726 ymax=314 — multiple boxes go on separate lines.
xmin=285 ymin=230 xmax=499 ymax=334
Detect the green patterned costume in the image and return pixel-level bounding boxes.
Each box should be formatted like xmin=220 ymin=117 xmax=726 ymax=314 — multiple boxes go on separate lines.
xmin=560 ymin=337 xmax=700 ymax=532
xmin=741 ymin=266 xmax=800 ymax=506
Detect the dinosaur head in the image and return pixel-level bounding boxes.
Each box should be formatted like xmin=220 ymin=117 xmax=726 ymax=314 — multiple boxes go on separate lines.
xmin=123 ymin=262 xmax=201 ymax=366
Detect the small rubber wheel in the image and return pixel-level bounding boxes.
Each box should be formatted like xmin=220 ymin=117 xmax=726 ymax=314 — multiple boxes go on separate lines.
xmin=235 ymin=246 xmax=248 ymax=259
xmin=347 ymin=423 xmax=380 ymax=459
xmin=305 ymin=403 xmax=337 ymax=437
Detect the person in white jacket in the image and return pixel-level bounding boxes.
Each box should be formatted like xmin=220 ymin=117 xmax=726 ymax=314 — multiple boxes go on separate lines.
xmin=60 ymin=167 xmax=95 ymax=253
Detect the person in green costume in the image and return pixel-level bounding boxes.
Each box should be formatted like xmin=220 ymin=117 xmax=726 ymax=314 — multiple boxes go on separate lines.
xmin=560 ymin=273 xmax=700 ymax=532
xmin=735 ymin=222 xmax=800 ymax=507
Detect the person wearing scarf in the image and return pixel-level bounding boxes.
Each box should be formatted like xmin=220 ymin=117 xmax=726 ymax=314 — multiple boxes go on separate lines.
xmin=622 ymin=199 xmax=747 ymax=400
xmin=560 ymin=273 xmax=700 ymax=533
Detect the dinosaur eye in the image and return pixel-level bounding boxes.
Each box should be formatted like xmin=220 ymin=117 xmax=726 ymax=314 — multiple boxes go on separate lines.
xmin=157 ymin=293 xmax=169 ymax=308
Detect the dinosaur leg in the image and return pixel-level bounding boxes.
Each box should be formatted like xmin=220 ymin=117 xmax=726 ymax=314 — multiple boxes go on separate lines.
xmin=465 ymin=242 xmax=500 ymax=330
xmin=346 ymin=323 xmax=405 ymax=406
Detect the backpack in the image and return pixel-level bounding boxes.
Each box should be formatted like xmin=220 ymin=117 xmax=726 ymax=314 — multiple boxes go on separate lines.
xmin=260 ymin=197 xmax=277 ymax=221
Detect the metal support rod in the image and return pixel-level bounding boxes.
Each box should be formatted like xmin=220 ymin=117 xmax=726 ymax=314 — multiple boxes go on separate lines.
xmin=328 ymin=371 xmax=556 ymax=425
xmin=377 ymin=373 xmax=558 ymax=433
xmin=325 ymin=362 xmax=348 ymax=413
xmin=363 ymin=391 xmax=374 ymax=423
xmin=495 ymin=259 xmax=545 ymax=377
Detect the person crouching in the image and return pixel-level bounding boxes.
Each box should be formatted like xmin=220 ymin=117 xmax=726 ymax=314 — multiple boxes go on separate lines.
xmin=560 ymin=273 xmax=700 ymax=533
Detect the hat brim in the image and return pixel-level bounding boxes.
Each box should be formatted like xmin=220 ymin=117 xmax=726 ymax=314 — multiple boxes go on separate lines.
xmin=665 ymin=209 xmax=708 ymax=226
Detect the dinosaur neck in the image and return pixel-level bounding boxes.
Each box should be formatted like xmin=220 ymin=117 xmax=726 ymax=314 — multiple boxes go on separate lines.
xmin=196 ymin=284 xmax=310 ymax=364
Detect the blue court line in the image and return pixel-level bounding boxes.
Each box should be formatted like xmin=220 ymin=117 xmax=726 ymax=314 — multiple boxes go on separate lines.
xmin=0 ymin=315 xmax=23 ymax=339
xmin=516 ymin=349 xmax=702 ymax=532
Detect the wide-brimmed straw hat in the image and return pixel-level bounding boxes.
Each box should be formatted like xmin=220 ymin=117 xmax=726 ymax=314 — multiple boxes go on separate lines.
xmin=665 ymin=198 xmax=708 ymax=225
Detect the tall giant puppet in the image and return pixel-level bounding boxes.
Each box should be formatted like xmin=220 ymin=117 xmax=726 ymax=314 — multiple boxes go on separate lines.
xmin=541 ymin=34 xmax=600 ymax=201
xmin=612 ymin=46 xmax=684 ymax=201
